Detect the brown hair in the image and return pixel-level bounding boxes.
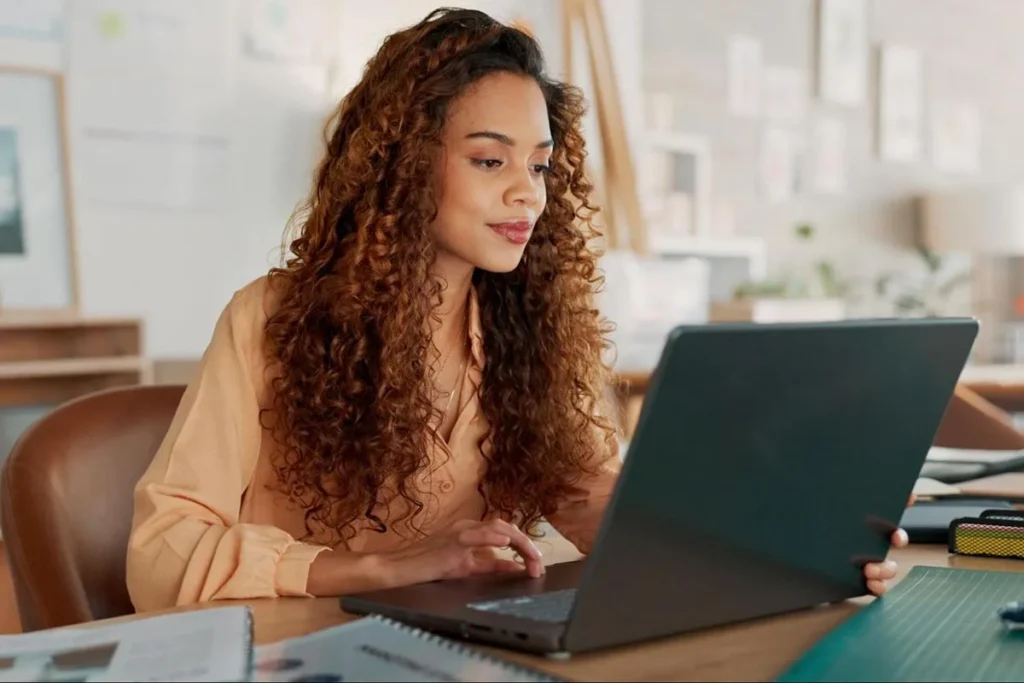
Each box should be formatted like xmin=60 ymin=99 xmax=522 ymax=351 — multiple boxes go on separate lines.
xmin=263 ymin=7 xmax=617 ymax=544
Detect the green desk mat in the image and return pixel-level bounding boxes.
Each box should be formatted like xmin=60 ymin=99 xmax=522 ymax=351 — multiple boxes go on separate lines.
xmin=778 ymin=565 xmax=1024 ymax=682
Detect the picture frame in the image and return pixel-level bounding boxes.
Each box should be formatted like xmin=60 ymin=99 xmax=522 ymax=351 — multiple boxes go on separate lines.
xmin=639 ymin=131 xmax=712 ymax=248
xmin=877 ymin=43 xmax=923 ymax=163
xmin=0 ymin=66 xmax=79 ymax=313
xmin=817 ymin=0 xmax=869 ymax=106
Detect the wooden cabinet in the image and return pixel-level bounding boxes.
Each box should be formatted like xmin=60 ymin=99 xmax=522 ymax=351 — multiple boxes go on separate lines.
xmin=0 ymin=314 xmax=151 ymax=408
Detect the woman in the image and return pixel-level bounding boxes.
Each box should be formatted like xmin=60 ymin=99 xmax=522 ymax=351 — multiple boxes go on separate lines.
xmin=126 ymin=7 xmax=906 ymax=612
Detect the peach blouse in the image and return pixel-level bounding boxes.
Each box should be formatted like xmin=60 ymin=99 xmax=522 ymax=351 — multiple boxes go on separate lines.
xmin=126 ymin=277 xmax=620 ymax=612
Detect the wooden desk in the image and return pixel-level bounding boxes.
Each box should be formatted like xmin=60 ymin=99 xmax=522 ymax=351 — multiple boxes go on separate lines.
xmin=89 ymin=544 xmax=1024 ymax=682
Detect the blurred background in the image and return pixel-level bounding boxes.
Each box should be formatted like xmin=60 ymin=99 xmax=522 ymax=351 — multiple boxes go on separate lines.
xmin=0 ymin=0 xmax=1023 ymax=458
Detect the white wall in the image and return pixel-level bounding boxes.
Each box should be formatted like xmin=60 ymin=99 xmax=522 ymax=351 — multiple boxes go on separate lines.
xmin=0 ymin=0 xmax=643 ymax=358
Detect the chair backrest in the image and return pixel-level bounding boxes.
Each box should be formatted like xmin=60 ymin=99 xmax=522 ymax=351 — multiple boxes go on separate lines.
xmin=0 ymin=384 xmax=185 ymax=631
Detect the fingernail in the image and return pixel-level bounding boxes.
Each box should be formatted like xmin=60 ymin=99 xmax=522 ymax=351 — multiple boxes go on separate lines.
xmin=897 ymin=529 xmax=909 ymax=546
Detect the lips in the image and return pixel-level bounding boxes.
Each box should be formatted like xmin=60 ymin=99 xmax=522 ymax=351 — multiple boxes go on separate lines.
xmin=488 ymin=220 xmax=533 ymax=245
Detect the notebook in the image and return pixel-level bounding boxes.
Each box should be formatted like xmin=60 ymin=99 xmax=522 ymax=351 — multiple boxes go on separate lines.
xmin=778 ymin=566 xmax=1024 ymax=682
xmin=253 ymin=615 xmax=562 ymax=682
xmin=0 ymin=606 xmax=253 ymax=682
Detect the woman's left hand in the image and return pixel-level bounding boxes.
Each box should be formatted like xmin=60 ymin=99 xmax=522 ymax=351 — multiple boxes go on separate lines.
xmin=863 ymin=494 xmax=915 ymax=596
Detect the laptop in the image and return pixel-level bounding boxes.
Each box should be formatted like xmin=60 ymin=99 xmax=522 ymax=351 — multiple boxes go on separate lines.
xmin=341 ymin=317 xmax=979 ymax=656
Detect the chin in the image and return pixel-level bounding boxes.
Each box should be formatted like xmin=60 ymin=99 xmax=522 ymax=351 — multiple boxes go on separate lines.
xmin=474 ymin=249 xmax=526 ymax=274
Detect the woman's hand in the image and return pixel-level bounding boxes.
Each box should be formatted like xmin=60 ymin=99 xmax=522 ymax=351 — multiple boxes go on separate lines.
xmin=863 ymin=493 xmax=916 ymax=596
xmin=377 ymin=519 xmax=545 ymax=588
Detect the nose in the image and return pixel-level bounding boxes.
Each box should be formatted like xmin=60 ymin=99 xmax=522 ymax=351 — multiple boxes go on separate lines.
xmin=504 ymin=165 xmax=542 ymax=208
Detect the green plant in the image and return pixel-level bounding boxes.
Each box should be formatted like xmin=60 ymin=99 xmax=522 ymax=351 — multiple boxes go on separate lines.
xmin=874 ymin=245 xmax=971 ymax=317
xmin=733 ymin=222 xmax=850 ymax=300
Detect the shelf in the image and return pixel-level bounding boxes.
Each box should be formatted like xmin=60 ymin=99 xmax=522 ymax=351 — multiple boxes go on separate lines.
xmin=648 ymin=235 xmax=765 ymax=260
xmin=0 ymin=356 xmax=150 ymax=380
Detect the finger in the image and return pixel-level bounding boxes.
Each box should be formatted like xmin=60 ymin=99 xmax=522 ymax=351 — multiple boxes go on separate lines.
xmin=867 ymin=579 xmax=888 ymax=596
xmin=471 ymin=557 xmax=526 ymax=576
xmin=865 ymin=560 xmax=898 ymax=580
xmin=908 ymin=493 xmax=917 ymax=507
xmin=891 ymin=528 xmax=909 ymax=548
xmin=457 ymin=528 xmax=512 ymax=549
xmin=488 ymin=521 xmax=544 ymax=577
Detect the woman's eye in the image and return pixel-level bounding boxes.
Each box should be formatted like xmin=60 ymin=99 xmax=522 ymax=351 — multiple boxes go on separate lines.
xmin=532 ymin=164 xmax=551 ymax=174
xmin=472 ymin=158 xmax=503 ymax=169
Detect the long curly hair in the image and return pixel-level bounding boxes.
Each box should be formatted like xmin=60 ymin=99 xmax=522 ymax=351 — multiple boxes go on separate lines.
xmin=263 ymin=7 xmax=618 ymax=545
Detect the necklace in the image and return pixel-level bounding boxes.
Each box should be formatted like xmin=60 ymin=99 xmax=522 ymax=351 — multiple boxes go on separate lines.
xmin=432 ymin=305 xmax=468 ymax=411
xmin=442 ymin=353 xmax=468 ymax=416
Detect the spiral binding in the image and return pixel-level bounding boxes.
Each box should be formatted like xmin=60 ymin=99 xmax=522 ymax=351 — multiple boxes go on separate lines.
xmin=368 ymin=615 xmax=563 ymax=682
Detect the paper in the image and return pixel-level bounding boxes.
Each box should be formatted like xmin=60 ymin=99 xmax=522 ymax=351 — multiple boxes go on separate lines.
xmin=761 ymin=66 xmax=806 ymax=123
xmin=811 ymin=117 xmax=846 ymax=193
xmin=818 ymin=0 xmax=868 ymax=106
xmin=0 ymin=0 xmax=64 ymax=41
xmin=243 ymin=0 xmax=334 ymax=64
xmin=646 ymin=92 xmax=674 ymax=131
xmin=254 ymin=616 xmax=559 ymax=682
xmin=727 ymin=35 xmax=761 ymax=118
xmin=69 ymin=0 xmax=235 ymax=210
xmin=759 ymin=126 xmax=800 ymax=203
xmin=913 ymin=477 xmax=961 ymax=497
xmin=0 ymin=606 xmax=251 ymax=682
xmin=926 ymin=446 xmax=1023 ymax=464
xmin=931 ymin=101 xmax=981 ymax=174
xmin=878 ymin=45 xmax=923 ymax=162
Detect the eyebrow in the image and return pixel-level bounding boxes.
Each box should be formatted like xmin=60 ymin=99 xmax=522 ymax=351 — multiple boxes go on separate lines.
xmin=465 ymin=131 xmax=554 ymax=149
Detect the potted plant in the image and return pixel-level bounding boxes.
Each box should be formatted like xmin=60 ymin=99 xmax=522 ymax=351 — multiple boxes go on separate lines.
xmin=873 ymin=246 xmax=971 ymax=317
xmin=717 ymin=223 xmax=848 ymax=322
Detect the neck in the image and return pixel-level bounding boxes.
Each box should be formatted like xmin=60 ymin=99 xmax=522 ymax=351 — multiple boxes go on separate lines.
xmin=430 ymin=250 xmax=474 ymax=343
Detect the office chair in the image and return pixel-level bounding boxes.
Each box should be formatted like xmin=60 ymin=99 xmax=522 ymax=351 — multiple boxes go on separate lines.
xmin=0 ymin=384 xmax=185 ymax=631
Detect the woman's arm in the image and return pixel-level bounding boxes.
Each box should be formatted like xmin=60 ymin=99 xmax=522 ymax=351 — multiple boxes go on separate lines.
xmin=126 ymin=280 xmax=543 ymax=610
xmin=126 ymin=281 xmax=333 ymax=611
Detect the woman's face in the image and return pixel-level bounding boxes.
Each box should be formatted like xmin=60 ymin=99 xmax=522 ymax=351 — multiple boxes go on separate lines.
xmin=430 ymin=72 xmax=552 ymax=275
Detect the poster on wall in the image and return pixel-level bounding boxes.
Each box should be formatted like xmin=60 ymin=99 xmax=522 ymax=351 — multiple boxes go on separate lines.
xmin=243 ymin=0 xmax=334 ymax=65
xmin=811 ymin=117 xmax=846 ymax=193
xmin=0 ymin=0 xmax=64 ymax=42
xmin=0 ymin=128 xmax=25 ymax=255
xmin=931 ymin=101 xmax=981 ymax=174
xmin=761 ymin=65 xmax=806 ymax=124
xmin=727 ymin=34 xmax=762 ymax=118
xmin=878 ymin=44 xmax=923 ymax=162
xmin=759 ymin=126 xmax=801 ymax=203
xmin=817 ymin=0 xmax=868 ymax=106
xmin=0 ymin=71 xmax=76 ymax=311
xmin=69 ymin=0 xmax=234 ymax=211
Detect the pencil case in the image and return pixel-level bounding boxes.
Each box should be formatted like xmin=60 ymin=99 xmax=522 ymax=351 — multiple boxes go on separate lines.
xmin=949 ymin=509 xmax=1024 ymax=560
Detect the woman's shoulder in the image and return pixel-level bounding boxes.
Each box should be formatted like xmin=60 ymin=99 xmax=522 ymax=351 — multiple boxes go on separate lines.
xmin=225 ymin=274 xmax=288 ymax=327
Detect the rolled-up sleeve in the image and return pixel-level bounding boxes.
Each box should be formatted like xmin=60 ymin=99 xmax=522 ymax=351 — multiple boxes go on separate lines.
xmin=126 ymin=280 xmax=327 ymax=612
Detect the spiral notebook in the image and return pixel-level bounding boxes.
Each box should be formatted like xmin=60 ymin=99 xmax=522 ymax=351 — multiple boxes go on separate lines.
xmin=253 ymin=615 xmax=563 ymax=682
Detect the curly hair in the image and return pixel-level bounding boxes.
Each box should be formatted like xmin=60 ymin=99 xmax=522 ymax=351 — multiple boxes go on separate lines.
xmin=263 ymin=7 xmax=618 ymax=545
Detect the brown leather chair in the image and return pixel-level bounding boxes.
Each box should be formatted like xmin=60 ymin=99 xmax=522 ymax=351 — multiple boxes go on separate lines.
xmin=0 ymin=384 xmax=185 ymax=631
xmin=934 ymin=384 xmax=1024 ymax=451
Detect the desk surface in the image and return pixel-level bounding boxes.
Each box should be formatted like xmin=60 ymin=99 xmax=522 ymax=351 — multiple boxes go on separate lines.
xmin=98 ymin=543 xmax=1024 ymax=682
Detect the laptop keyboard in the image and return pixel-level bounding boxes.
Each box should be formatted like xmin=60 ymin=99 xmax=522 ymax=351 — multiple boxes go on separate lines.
xmin=467 ymin=589 xmax=577 ymax=623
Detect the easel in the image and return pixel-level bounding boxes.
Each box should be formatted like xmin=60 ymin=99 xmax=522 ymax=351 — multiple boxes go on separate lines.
xmin=560 ymin=0 xmax=646 ymax=254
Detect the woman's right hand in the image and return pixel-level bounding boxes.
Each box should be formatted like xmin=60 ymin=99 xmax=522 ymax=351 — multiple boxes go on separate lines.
xmin=378 ymin=518 xmax=545 ymax=587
